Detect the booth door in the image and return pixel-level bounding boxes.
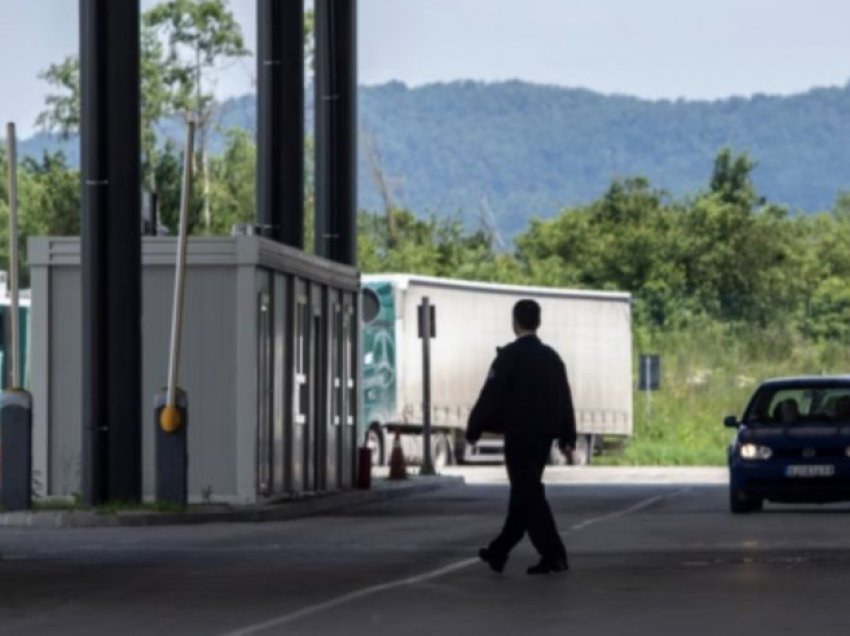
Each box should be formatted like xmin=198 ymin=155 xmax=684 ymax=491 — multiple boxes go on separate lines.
xmin=306 ymin=284 xmax=325 ymax=492
xmin=340 ymin=295 xmax=357 ymax=488
xmin=256 ymin=286 xmax=273 ymax=497
xmin=325 ymin=293 xmax=342 ymax=489
xmin=272 ymin=273 xmax=287 ymax=494
xmin=290 ymin=284 xmax=309 ymax=493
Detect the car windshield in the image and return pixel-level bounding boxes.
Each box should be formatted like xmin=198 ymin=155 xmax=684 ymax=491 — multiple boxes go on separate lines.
xmin=744 ymin=384 xmax=850 ymax=425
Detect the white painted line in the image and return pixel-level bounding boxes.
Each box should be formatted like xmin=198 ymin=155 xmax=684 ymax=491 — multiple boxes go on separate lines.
xmin=221 ymin=558 xmax=478 ymax=636
xmin=221 ymin=489 xmax=687 ymax=636
xmin=566 ymin=488 xmax=690 ymax=532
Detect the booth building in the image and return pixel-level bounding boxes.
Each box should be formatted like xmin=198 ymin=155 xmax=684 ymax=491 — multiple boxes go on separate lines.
xmin=30 ymin=236 xmax=360 ymax=503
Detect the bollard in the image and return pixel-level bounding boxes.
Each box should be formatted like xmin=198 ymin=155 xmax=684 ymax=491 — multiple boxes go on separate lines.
xmin=0 ymin=390 xmax=32 ymax=510
xmin=356 ymin=446 xmax=372 ymax=489
xmin=155 ymin=388 xmax=188 ymax=506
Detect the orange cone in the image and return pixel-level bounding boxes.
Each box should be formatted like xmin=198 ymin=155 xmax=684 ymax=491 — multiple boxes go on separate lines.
xmin=388 ymin=429 xmax=407 ymax=480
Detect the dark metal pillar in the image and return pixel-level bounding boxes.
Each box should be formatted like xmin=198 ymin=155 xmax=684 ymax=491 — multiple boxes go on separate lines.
xmin=315 ymin=0 xmax=357 ymax=265
xmin=80 ymin=0 xmax=142 ymax=505
xmin=258 ymin=0 xmax=304 ymax=247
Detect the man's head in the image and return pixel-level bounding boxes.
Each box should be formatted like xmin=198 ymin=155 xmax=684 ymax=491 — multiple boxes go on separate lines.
xmin=512 ymin=299 xmax=541 ymax=335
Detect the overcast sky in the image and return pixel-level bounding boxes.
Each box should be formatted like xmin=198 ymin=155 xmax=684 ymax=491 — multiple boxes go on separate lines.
xmin=2 ymin=0 xmax=850 ymax=137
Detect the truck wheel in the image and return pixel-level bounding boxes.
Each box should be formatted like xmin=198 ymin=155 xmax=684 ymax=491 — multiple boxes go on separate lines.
xmin=433 ymin=434 xmax=452 ymax=471
xmin=366 ymin=426 xmax=385 ymax=466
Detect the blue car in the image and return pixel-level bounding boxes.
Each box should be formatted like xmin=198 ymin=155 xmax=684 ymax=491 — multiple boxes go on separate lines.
xmin=725 ymin=376 xmax=850 ymax=513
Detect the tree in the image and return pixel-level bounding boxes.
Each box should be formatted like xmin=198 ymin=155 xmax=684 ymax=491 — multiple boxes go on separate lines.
xmin=144 ymin=0 xmax=250 ymax=233
xmin=37 ymin=26 xmax=182 ymax=193
xmin=304 ymin=9 xmax=316 ymax=72
xmin=357 ymin=208 xmax=517 ymax=282
xmin=140 ymin=27 xmax=187 ymax=191
xmin=37 ymin=0 xmax=249 ymax=224
xmin=803 ymin=277 xmax=850 ymax=342
xmin=709 ymin=147 xmax=760 ymax=209
xmin=0 ymin=150 xmax=80 ymax=286
xmin=515 ymin=177 xmax=686 ymax=325
xmin=34 ymin=57 xmax=79 ymax=138
xmin=151 ymin=140 xmax=202 ymax=235
xmin=511 ymin=149 xmax=813 ymax=329
xmin=208 ymin=128 xmax=256 ymax=234
xmin=19 ymin=153 xmax=81 ymax=237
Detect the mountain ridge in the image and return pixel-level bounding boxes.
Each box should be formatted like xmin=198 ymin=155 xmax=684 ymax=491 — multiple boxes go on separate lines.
xmin=15 ymin=79 xmax=850 ymax=237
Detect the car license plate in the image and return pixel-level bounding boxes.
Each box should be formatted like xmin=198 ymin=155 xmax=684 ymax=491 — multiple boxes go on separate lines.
xmin=785 ymin=465 xmax=835 ymax=478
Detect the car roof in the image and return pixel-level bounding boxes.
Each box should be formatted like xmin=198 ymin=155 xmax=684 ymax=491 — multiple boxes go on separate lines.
xmin=758 ymin=375 xmax=850 ymax=389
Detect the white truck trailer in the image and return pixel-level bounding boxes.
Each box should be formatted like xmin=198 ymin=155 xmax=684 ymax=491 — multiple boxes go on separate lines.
xmin=360 ymin=274 xmax=633 ymax=467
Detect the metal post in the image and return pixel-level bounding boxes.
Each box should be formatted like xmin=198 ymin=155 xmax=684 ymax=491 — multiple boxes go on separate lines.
xmin=1 ymin=122 xmax=32 ymax=511
xmin=315 ymin=0 xmax=357 ymax=264
xmin=80 ymin=0 xmax=142 ymax=505
xmin=314 ymin=0 xmax=331 ymax=259
xmin=257 ymin=0 xmax=304 ymax=247
xmin=6 ymin=123 xmax=20 ymax=388
xmin=166 ymin=120 xmax=195 ymax=410
xmin=420 ymin=297 xmax=435 ymax=475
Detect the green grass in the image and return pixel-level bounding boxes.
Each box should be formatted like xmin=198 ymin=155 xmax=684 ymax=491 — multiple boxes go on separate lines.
xmin=598 ymin=322 xmax=850 ymax=466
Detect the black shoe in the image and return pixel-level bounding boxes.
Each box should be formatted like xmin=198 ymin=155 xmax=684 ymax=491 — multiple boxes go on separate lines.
xmin=526 ymin=557 xmax=569 ymax=575
xmin=478 ymin=547 xmax=507 ymax=573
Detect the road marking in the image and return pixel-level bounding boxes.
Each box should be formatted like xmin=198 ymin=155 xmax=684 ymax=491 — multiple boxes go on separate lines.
xmin=221 ymin=489 xmax=686 ymax=636
xmin=221 ymin=558 xmax=478 ymax=636
xmin=566 ymin=487 xmax=690 ymax=533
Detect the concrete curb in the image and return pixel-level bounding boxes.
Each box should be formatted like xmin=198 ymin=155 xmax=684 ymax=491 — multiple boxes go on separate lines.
xmin=0 ymin=475 xmax=465 ymax=528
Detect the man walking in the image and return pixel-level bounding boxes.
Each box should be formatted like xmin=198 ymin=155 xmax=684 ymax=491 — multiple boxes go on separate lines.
xmin=466 ymin=299 xmax=576 ymax=574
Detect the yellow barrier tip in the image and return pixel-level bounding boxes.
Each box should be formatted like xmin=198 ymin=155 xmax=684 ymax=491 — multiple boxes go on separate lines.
xmin=160 ymin=405 xmax=182 ymax=433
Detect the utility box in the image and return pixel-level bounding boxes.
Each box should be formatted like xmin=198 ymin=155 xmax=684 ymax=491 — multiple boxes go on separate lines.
xmin=29 ymin=236 xmax=359 ymax=504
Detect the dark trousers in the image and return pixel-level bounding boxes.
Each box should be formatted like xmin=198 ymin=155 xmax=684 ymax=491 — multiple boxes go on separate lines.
xmin=488 ymin=434 xmax=567 ymax=561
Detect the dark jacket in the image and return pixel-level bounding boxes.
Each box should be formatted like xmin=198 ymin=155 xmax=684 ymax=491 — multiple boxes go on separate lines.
xmin=466 ymin=334 xmax=577 ymax=448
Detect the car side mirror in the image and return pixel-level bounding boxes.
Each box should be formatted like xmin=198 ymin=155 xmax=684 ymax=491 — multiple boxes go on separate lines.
xmin=723 ymin=415 xmax=739 ymax=428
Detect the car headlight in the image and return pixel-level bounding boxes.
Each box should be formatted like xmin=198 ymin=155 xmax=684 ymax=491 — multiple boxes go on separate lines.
xmin=740 ymin=443 xmax=773 ymax=460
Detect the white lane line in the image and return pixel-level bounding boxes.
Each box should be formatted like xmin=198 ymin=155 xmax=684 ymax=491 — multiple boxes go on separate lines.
xmin=221 ymin=558 xmax=478 ymax=636
xmin=566 ymin=487 xmax=691 ymax=533
xmin=221 ymin=489 xmax=686 ymax=636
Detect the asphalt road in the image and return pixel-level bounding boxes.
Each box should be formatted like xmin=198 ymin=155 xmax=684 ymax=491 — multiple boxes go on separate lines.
xmin=2 ymin=467 xmax=850 ymax=635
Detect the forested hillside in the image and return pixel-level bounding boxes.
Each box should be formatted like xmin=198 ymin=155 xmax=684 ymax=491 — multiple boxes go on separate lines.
xmin=18 ymin=80 xmax=850 ymax=238
xmin=357 ymin=81 xmax=850 ymax=236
